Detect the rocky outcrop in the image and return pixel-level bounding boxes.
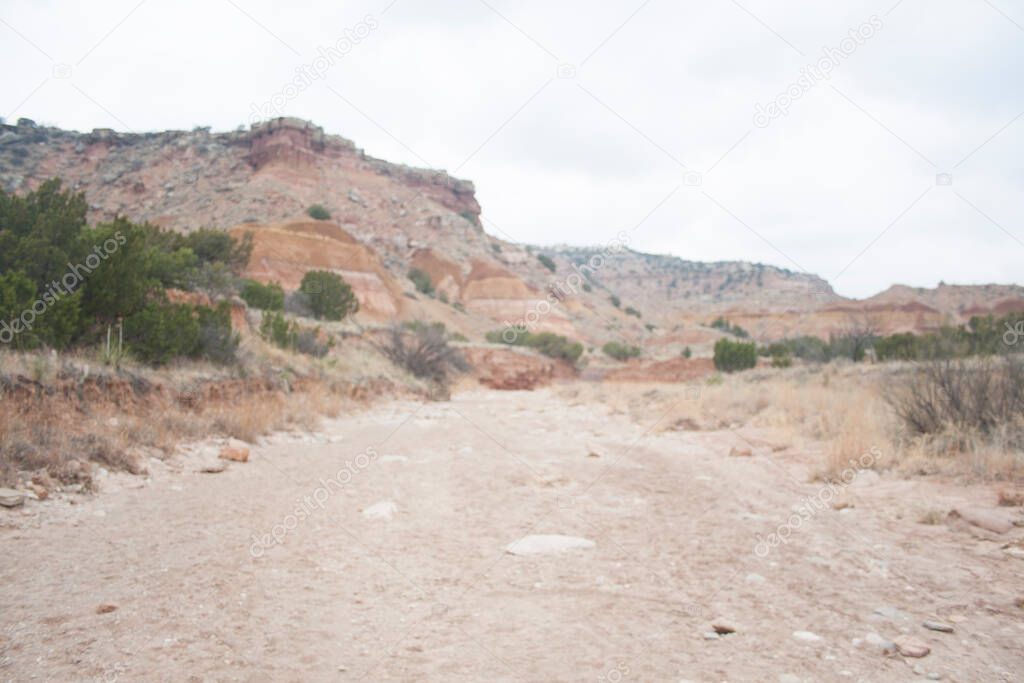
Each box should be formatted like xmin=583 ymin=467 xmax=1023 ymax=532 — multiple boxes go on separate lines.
xmin=462 ymin=346 xmax=570 ymax=390
xmin=230 ymin=220 xmax=403 ymax=318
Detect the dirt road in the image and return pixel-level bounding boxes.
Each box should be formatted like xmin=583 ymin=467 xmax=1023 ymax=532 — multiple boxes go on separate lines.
xmin=1 ymin=388 xmax=1022 ymax=681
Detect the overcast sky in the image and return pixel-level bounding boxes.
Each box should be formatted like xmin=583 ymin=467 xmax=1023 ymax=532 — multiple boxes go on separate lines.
xmin=2 ymin=0 xmax=1022 ymax=297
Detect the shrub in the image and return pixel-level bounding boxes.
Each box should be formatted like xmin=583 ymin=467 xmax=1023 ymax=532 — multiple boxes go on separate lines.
xmin=196 ymin=302 xmax=239 ymax=364
xmin=260 ymin=311 xmax=332 ymax=357
xmin=625 ymin=306 xmax=642 ymax=318
xmin=260 ymin=311 xmax=295 ymax=350
xmin=408 ymin=268 xmax=434 ymax=296
xmin=709 ymin=317 xmax=749 ymax=338
xmin=582 ymin=283 xmax=592 ymax=292
xmin=300 ymin=270 xmax=358 ymax=321
xmin=603 ymin=341 xmax=641 ymax=362
xmin=240 ymin=280 xmax=285 ymax=311
xmin=887 ymin=357 xmax=1024 ymax=443
xmin=537 ymin=254 xmax=556 ymax=272
xmin=609 ymin=295 xmax=621 ymax=308
xmin=307 ymin=204 xmax=331 ymax=220
xmin=125 ymin=303 xmax=200 ymax=366
xmin=874 ymin=332 xmax=918 ymax=362
xmin=380 ymin=323 xmax=467 ymax=384
xmin=293 ymin=326 xmax=332 ymax=358
xmin=713 ymin=338 xmax=757 ymax=373
xmin=181 ymin=228 xmax=252 ymax=273
xmin=486 ymin=329 xmax=584 ymax=364
xmin=682 ymin=346 xmax=692 ymax=359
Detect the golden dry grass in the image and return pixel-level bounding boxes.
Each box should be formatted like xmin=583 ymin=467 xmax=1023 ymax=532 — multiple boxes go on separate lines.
xmin=561 ymin=361 xmax=1024 ymax=483
xmin=0 ymin=339 xmax=410 ymax=489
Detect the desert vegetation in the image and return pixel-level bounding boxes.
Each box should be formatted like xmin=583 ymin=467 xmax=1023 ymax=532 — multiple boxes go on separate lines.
xmin=486 ymin=329 xmax=584 ymax=364
xmin=602 ymin=341 xmax=641 ymax=362
xmin=407 ymin=267 xmax=434 ymax=296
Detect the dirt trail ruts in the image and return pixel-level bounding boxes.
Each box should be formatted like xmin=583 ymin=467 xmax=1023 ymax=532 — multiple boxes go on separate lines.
xmin=1 ymin=387 xmax=1022 ymax=682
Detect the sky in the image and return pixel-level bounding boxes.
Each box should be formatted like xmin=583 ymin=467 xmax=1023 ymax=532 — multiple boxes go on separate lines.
xmin=2 ymin=0 xmax=1022 ymax=298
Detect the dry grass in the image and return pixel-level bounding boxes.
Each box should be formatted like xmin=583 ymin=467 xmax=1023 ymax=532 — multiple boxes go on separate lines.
xmin=0 ymin=341 xmax=409 ymax=490
xmin=563 ymin=361 xmax=1023 ymax=483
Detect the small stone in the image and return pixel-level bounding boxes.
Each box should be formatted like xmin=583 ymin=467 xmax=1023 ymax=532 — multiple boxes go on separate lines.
xmin=200 ymin=463 xmax=227 ymax=474
xmin=729 ymin=446 xmax=753 ymax=457
xmin=362 ymin=501 xmax=397 ymax=521
xmin=745 ymin=573 xmax=766 ymax=584
xmin=29 ymin=483 xmax=48 ymax=500
xmin=913 ymin=664 xmax=926 ymax=675
xmin=874 ymin=605 xmax=908 ymax=621
xmin=505 ymin=534 xmax=595 ymax=556
xmin=96 ymin=604 xmax=118 ymax=614
xmin=894 ymin=635 xmax=930 ymax=658
xmin=863 ymin=632 xmax=896 ymax=654
xmin=927 ymin=674 xmax=941 ymax=681
xmin=0 ymin=488 xmax=26 ymax=508
xmin=792 ymin=631 xmax=821 ymax=643
xmin=219 ymin=446 xmax=250 ymax=463
xmin=922 ymin=620 xmax=953 ymax=633
xmin=702 ymin=631 xmax=719 ymax=640
xmin=711 ymin=622 xmax=736 ymax=635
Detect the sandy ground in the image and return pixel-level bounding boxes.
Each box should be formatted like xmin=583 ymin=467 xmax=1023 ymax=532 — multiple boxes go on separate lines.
xmin=1 ymin=386 xmax=1023 ymax=682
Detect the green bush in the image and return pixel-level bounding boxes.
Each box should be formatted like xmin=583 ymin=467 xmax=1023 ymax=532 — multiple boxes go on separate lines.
xmin=196 ymin=302 xmax=239 ymax=364
xmin=260 ymin=311 xmax=295 ymax=349
xmin=125 ymin=303 xmax=200 ymax=366
xmin=240 ymin=280 xmax=285 ymax=311
xmin=408 ymin=268 xmax=434 ymax=296
xmin=180 ymin=228 xmax=252 ymax=273
xmin=486 ymin=329 xmax=584 ymax=364
xmin=682 ymin=346 xmax=692 ymax=359
xmin=609 ymin=295 xmax=621 ymax=308
xmin=709 ymin=317 xmax=749 ymax=338
xmin=307 ymin=204 xmax=331 ymax=220
xmin=602 ymin=341 xmax=641 ymax=362
xmin=713 ymin=338 xmax=757 ymax=373
xmin=300 ymin=270 xmax=359 ymax=321
xmin=0 ymin=179 xmax=250 ymax=357
xmin=537 ymin=254 xmax=556 ymax=272
xmin=261 ymin=311 xmax=333 ymax=357
xmin=625 ymin=306 xmax=642 ymax=318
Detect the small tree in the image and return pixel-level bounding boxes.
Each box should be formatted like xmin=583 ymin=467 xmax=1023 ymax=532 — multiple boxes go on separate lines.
xmin=307 ymin=204 xmax=331 ymax=220
xmin=713 ymin=338 xmax=757 ymax=373
xmin=240 ymin=280 xmax=285 ymax=311
xmin=537 ymin=254 xmax=556 ymax=272
xmin=299 ymin=271 xmax=359 ymax=321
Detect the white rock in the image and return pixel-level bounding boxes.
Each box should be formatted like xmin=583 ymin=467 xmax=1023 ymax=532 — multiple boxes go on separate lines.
xmin=362 ymin=501 xmax=397 ymax=520
xmin=792 ymin=631 xmax=822 ymax=643
xmin=0 ymin=488 xmax=25 ymax=508
xmin=745 ymin=573 xmax=766 ymax=584
xmin=505 ymin=534 xmax=595 ymax=556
